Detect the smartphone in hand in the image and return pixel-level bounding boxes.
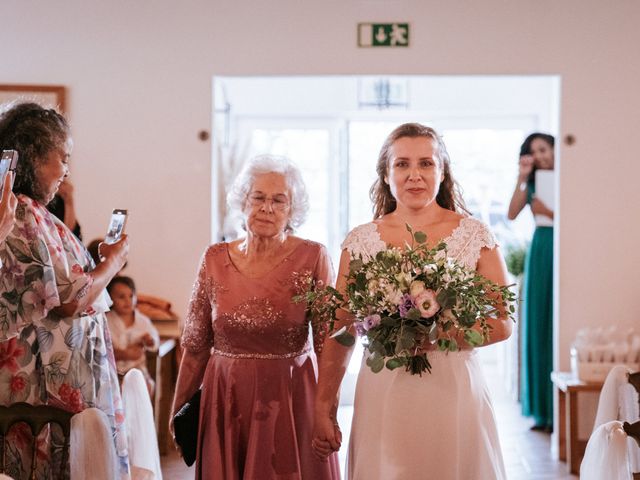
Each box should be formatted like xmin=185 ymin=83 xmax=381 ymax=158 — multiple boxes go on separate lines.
xmin=104 ymin=209 xmax=128 ymax=244
xmin=0 ymin=150 xmax=19 ymax=196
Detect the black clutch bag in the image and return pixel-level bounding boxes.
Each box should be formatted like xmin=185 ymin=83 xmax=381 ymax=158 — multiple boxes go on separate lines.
xmin=173 ymin=389 xmax=202 ymax=466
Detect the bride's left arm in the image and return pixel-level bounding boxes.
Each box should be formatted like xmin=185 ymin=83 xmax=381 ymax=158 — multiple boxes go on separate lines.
xmin=474 ymin=245 xmax=513 ymax=345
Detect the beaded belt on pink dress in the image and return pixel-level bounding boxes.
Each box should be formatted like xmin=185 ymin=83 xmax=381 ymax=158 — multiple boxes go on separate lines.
xmin=212 ymin=346 xmax=311 ymax=360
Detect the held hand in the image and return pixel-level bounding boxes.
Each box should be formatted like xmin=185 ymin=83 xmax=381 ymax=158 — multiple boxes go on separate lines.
xmin=312 ymin=413 xmax=342 ymax=459
xmin=0 ymin=172 xmax=17 ymax=243
xmin=531 ymin=198 xmax=553 ymax=219
xmin=98 ymin=234 xmax=129 ymax=270
xmin=518 ymin=154 xmax=534 ymax=180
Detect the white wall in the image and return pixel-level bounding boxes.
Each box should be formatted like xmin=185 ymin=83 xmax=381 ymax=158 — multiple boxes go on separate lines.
xmin=2 ymin=1 xmax=639 ymax=375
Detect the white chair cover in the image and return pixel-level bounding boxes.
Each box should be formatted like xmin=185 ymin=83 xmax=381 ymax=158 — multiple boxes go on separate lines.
xmin=593 ymin=365 xmax=640 ymax=472
xmin=594 ymin=365 xmax=633 ymax=429
xmin=122 ymin=369 xmax=163 ymax=480
xmin=70 ymin=407 xmax=119 ymax=480
xmin=581 ymin=421 xmax=632 ymax=480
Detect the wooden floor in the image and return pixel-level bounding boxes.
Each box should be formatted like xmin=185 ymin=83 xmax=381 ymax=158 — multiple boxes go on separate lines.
xmin=161 ymin=447 xmax=195 ymax=479
xmin=487 ymin=372 xmax=577 ymax=480
xmin=161 ymin=363 xmax=577 ymax=479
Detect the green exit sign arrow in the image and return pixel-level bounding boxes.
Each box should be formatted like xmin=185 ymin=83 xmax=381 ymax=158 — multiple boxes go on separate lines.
xmin=358 ymin=23 xmax=410 ymax=47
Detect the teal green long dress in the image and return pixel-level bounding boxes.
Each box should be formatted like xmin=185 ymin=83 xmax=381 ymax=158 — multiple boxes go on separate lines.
xmin=521 ymin=183 xmax=554 ymax=428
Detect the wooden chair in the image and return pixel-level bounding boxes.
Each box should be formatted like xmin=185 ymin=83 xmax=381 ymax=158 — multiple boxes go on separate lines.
xmin=0 ymin=403 xmax=73 ymax=480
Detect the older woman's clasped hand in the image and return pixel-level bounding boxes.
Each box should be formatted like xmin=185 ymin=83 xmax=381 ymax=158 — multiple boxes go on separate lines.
xmin=312 ymin=406 xmax=342 ymax=459
xmin=0 ymin=172 xmax=17 ymax=243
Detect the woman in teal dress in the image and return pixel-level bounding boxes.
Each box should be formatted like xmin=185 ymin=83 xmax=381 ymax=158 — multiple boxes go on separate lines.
xmin=508 ymin=133 xmax=555 ymax=430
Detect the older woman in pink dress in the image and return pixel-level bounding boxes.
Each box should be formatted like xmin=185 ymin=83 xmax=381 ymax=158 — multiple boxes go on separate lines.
xmin=172 ymin=155 xmax=340 ymax=480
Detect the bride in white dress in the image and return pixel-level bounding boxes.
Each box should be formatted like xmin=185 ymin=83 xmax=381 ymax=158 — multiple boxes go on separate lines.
xmin=312 ymin=123 xmax=512 ymax=480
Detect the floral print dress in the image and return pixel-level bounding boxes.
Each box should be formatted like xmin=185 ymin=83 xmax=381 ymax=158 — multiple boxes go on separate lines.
xmin=0 ymin=195 xmax=129 ymax=480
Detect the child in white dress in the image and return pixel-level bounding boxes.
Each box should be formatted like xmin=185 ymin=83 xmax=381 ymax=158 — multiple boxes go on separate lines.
xmin=106 ymin=276 xmax=160 ymax=396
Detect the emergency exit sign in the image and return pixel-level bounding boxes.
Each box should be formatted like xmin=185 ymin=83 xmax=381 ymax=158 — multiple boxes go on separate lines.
xmin=358 ymin=23 xmax=409 ymax=47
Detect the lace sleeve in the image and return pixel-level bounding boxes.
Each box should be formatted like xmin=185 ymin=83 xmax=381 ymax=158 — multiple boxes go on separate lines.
xmin=181 ymin=250 xmax=214 ymax=353
xmin=340 ymin=223 xmax=386 ymax=262
xmin=476 ymin=220 xmax=498 ymax=251
xmin=310 ymin=244 xmax=334 ymax=354
xmin=447 ymin=217 xmax=498 ymax=270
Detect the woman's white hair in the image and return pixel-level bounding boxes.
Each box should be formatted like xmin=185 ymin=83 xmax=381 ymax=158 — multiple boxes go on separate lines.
xmin=227 ymin=154 xmax=309 ymax=231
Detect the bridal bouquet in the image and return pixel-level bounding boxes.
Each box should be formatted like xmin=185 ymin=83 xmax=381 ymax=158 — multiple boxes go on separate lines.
xmin=295 ymin=226 xmax=516 ymax=376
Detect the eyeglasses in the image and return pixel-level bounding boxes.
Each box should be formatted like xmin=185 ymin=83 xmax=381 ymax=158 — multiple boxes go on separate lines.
xmin=247 ymin=194 xmax=290 ymax=211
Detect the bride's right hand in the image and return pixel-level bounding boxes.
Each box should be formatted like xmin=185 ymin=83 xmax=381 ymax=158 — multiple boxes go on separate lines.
xmin=312 ymin=412 xmax=342 ymax=459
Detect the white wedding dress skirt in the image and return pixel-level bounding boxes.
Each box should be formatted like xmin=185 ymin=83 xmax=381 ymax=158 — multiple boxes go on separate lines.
xmin=348 ymin=350 xmax=506 ymax=480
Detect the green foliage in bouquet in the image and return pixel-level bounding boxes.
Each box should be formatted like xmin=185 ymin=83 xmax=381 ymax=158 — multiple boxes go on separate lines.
xmin=295 ymin=225 xmax=516 ymax=376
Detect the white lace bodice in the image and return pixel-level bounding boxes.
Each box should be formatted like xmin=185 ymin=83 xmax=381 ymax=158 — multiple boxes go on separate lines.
xmin=341 ymin=216 xmax=497 ymax=270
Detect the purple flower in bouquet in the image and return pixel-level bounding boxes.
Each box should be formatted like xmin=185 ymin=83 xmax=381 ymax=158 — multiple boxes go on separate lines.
xmin=415 ymin=289 xmax=440 ymax=318
xmin=363 ymin=314 xmax=381 ymax=331
xmin=398 ymin=294 xmax=416 ymax=318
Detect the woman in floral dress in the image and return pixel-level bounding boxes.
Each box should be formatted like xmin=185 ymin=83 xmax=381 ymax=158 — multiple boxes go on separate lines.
xmin=0 ymin=101 xmax=130 ymax=479
xmin=172 ymin=155 xmax=340 ymax=479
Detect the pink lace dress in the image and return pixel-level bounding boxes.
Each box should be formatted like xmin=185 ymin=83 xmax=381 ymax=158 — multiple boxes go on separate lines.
xmin=181 ymin=240 xmax=341 ymax=480
xmin=343 ymin=217 xmax=507 ymax=480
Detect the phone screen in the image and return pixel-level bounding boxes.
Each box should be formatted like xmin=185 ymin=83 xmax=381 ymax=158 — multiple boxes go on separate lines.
xmin=0 ymin=156 xmax=12 ymax=197
xmin=0 ymin=157 xmax=11 ymax=179
xmin=1 ymin=150 xmax=18 ymax=169
xmin=104 ymin=209 xmax=128 ymax=244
